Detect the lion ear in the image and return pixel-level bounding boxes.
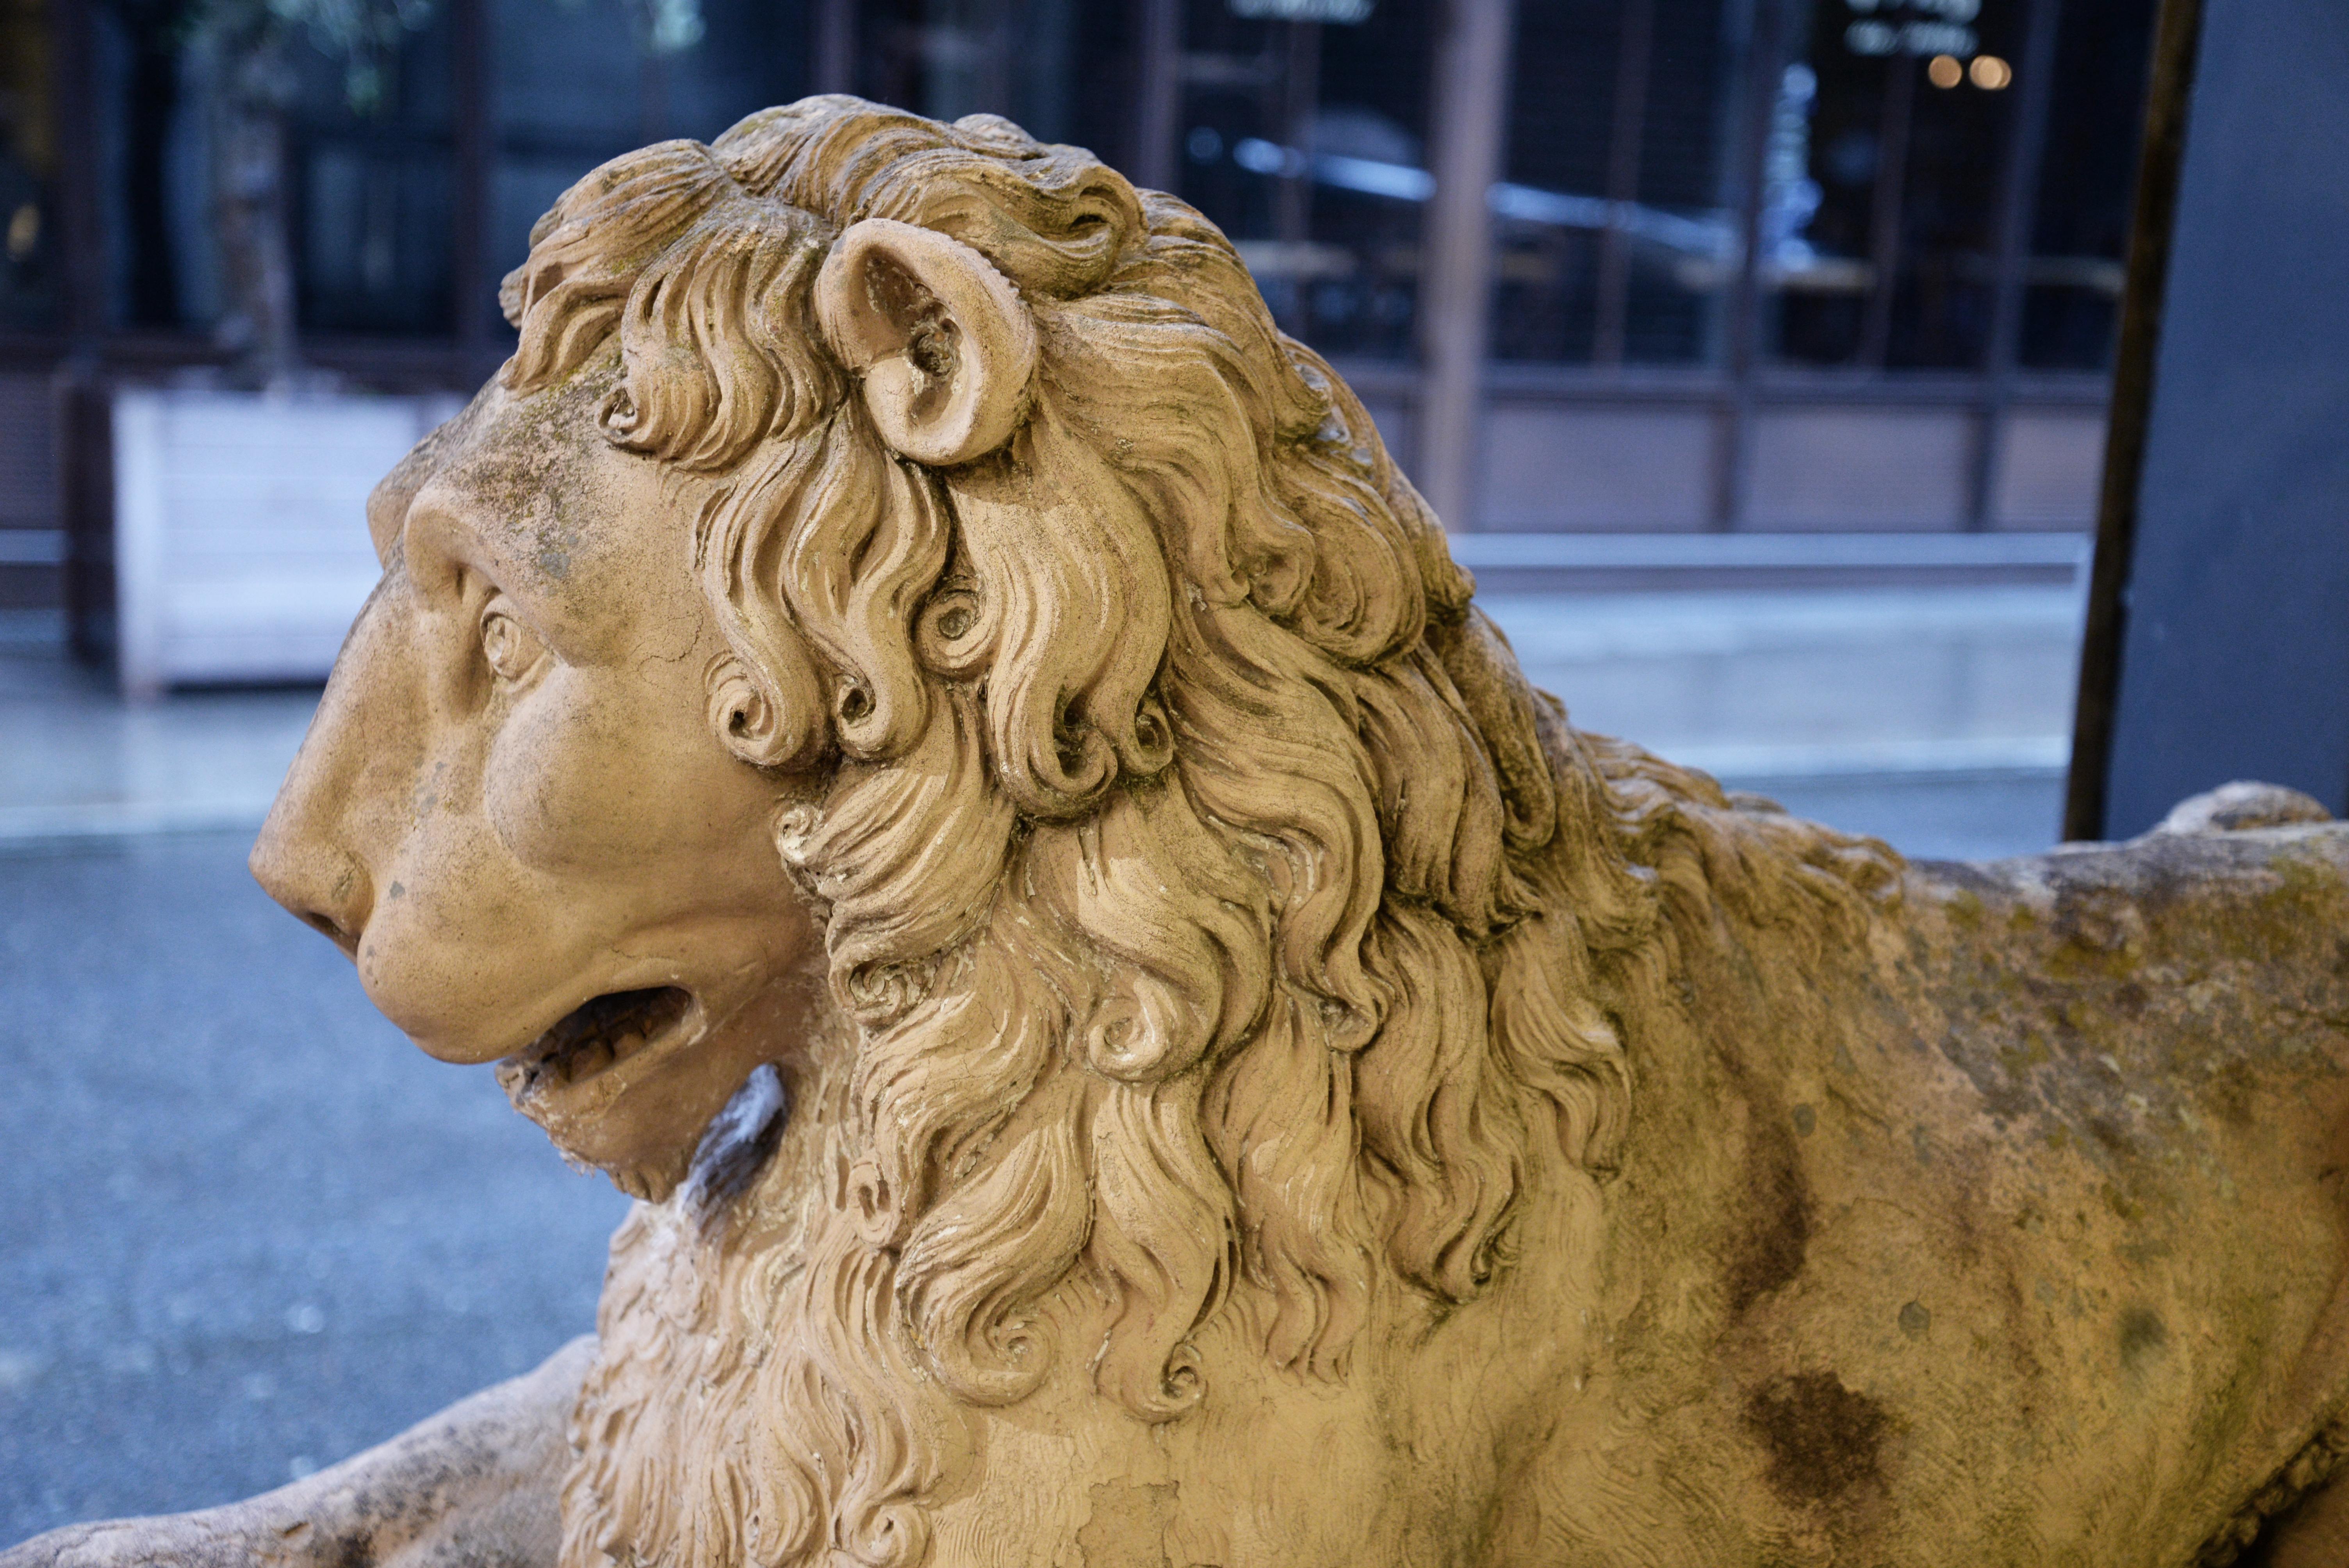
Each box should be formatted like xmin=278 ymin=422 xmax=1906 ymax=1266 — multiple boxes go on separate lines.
xmin=815 ymin=218 xmax=1038 ymax=467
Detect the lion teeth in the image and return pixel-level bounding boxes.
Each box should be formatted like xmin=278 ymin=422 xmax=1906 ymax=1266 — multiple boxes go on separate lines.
xmin=567 ymin=1040 xmax=615 ymax=1082
xmin=501 ymin=987 xmax=693 ymax=1094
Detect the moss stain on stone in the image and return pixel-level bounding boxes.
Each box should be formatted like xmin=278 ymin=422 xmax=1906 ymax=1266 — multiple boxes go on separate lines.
xmin=1744 ymin=1371 xmax=1892 ymax=1507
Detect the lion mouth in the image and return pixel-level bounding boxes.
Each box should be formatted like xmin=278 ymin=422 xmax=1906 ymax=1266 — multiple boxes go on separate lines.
xmin=495 ymin=986 xmax=696 ymax=1099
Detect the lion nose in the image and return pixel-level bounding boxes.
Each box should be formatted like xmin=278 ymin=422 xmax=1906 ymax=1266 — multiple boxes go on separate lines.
xmin=251 ymin=810 xmax=374 ymax=958
xmin=251 ymin=571 xmax=408 ymax=957
xmin=251 ymin=673 xmax=380 ymax=958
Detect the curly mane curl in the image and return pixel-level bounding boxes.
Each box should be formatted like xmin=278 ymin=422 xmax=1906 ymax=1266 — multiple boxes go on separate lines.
xmin=500 ymin=97 xmax=1901 ymax=1568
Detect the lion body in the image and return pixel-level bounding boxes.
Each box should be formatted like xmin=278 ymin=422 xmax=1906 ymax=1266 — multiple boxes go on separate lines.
xmin=575 ymin=741 xmax=2349 ymax=1568
xmin=478 ymin=99 xmax=2349 ymax=1568
xmin=16 ymin=94 xmax=2345 ymax=1568
xmin=1565 ymin=814 xmax=2349 ymax=1567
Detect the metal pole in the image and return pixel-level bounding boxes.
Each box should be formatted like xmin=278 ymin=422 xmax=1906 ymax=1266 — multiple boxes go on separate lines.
xmin=1594 ymin=0 xmax=1656 ymax=369
xmin=1416 ymin=0 xmax=1517 ymax=531
xmin=1858 ymin=52 xmax=1916 ymax=369
xmin=1132 ymin=0 xmax=1184 ymax=193
xmin=1277 ymin=20 xmax=1321 ymax=244
xmin=1268 ymin=19 xmax=1321 ymax=330
xmin=2061 ymin=0 xmax=2207 ymax=841
xmin=451 ymin=0 xmax=492 ymax=380
xmin=813 ymin=0 xmax=857 ymax=97
xmin=1711 ymin=0 xmax=1790 ymax=529
xmin=55 ymin=0 xmax=103 ymax=348
xmin=52 ymin=0 xmax=113 ymax=664
xmin=1965 ymin=0 xmax=2064 ymax=527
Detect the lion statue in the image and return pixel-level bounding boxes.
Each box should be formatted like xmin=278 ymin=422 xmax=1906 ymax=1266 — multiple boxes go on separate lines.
xmin=11 ymin=98 xmax=2349 ymax=1568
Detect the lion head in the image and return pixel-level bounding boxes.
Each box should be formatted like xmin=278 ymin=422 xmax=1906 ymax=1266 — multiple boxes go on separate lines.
xmin=253 ymin=96 xmax=1898 ymax=1568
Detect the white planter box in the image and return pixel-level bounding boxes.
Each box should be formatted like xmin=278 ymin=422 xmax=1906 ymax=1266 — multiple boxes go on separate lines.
xmin=111 ymin=387 xmax=461 ymax=698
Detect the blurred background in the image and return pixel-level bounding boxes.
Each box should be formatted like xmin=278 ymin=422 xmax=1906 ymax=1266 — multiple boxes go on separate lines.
xmin=0 ymin=0 xmax=2154 ymax=851
xmin=0 ymin=0 xmax=2160 ymax=1540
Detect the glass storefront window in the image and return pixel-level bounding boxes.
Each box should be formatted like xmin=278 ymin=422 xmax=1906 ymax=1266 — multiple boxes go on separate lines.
xmin=1168 ymin=0 xmax=1434 ymax=360
xmin=89 ymin=0 xmax=457 ymax=338
xmin=856 ymin=0 xmax=1086 ymax=141
xmin=1773 ymin=0 xmax=2025 ymax=370
xmin=1495 ymin=0 xmax=1740 ymax=368
xmin=2020 ymin=0 xmax=2148 ymax=369
xmin=34 ymin=0 xmax=2160 ymax=372
xmin=1472 ymin=0 xmax=2151 ymax=377
xmin=487 ymin=0 xmax=814 ymax=337
xmin=289 ymin=11 xmax=458 ymax=337
xmin=0 ymin=0 xmax=59 ymax=328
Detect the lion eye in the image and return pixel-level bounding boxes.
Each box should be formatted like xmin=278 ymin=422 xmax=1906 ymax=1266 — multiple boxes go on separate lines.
xmin=479 ymin=603 xmax=544 ymax=684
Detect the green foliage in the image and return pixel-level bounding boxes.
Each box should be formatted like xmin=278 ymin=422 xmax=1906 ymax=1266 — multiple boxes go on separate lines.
xmin=546 ymin=0 xmax=706 ymax=56
xmin=190 ymin=0 xmax=437 ymax=113
xmin=278 ymin=0 xmax=437 ymax=111
xmin=190 ymin=0 xmax=704 ymax=116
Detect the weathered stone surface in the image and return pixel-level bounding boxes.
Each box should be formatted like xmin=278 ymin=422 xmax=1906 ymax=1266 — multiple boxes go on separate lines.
xmin=9 ymin=98 xmax=2346 ymax=1568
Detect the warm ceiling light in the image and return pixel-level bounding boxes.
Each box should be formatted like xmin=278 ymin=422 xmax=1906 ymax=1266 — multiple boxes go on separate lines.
xmin=1926 ymin=53 xmax=1964 ymax=88
xmin=1970 ymin=54 xmax=2014 ymax=89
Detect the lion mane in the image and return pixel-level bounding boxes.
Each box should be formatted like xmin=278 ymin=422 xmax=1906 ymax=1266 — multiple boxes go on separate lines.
xmin=494 ymin=96 xmax=1899 ymax=1568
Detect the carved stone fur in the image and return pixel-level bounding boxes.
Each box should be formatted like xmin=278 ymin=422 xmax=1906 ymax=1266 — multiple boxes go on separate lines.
xmin=10 ymin=99 xmax=2349 ymax=1568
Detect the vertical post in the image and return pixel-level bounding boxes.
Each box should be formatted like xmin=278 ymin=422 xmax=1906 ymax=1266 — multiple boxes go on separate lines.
xmin=449 ymin=0 xmax=492 ymax=382
xmin=1266 ymin=19 xmax=1321 ymax=330
xmin=1711 ymin=0 xmax=1789 ymax=529
xmin=1593 ymin=0 xmax=1655 ymax=369
xmin=2083 ymin=0 xmax=2349 ymax=831
xmin=1857 ymin=52 xmax=1916 ymax=369
xmin=976 ymin=11 xmax=1012 ymax=120
xmin=1416 ymin=0 xmax=1515 ymax=531
xmin=55 ymin=372 xmax=114 ymax=666
xmin=52 ymin=0 xmax=113 ymax=663
xmin=53 ymin=0 xmax=102 ymax=347
xmin=2060 ymin=0 xmax=2203 ymax=839
xmin=640 ymin=53 xmax=671 ymax=146
xmin=814 ymin=0 xmax=858 ymax=96
xmin=1274 ymin=21 xmax=1320 ymax=244
xmin=1966 ymin=0 xmax=2064 ymax=528
xmin=1131 ymin=0 xmax=1183 ymax=192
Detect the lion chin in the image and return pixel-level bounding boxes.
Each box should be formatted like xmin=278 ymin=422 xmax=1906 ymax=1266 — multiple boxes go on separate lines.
xmin=55 ymin=92 xmax=2342 ymax=1568
xmin=493 ymin=987 xmax=706 ymax=1199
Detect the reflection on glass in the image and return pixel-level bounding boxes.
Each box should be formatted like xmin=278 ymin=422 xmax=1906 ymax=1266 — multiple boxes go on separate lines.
xmin=1165 ymin=0 xmax=1431 ymax=360
xmin=0 ymin=0 xmax=57 ymax=328
xmin=49 ymin=0 xmax=2154 ymax=376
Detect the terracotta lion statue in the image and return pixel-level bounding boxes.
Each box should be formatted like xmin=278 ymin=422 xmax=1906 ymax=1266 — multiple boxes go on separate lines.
xmin=12 ymin=98 xmax=2349 ymax=1568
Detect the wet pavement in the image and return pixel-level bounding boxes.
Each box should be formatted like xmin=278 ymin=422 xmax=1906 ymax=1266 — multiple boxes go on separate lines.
xmin=0 ymin=831 xmax=628 ymax=1541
